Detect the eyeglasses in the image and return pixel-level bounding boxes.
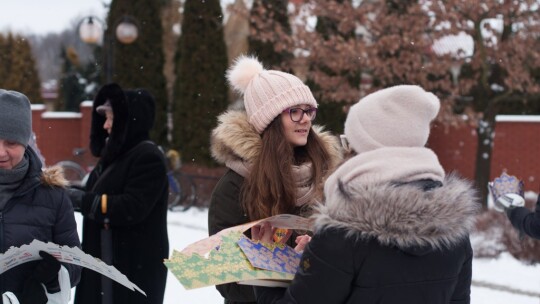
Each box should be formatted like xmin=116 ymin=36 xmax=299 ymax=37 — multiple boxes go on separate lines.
xmin=283 ymin=107 xmax=317 ymax=122
xmin=340 ymin=134 xmax=350 ymax=152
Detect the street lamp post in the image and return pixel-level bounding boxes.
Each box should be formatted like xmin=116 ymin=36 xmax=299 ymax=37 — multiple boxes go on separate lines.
xmin=79 ymin=15 xmax=139 ymax=83
xmin=78 ymin=16 xmax=104 ymax=44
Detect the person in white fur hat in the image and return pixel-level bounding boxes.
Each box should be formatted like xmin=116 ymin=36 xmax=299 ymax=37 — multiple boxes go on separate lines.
xmin=254 ymin=85 xmax=480 ymax=304
xmin=208 ymin=55 xmax=343 ymax=304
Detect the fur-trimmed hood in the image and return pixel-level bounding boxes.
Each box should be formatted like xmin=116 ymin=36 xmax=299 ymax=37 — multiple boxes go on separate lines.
xmin=314 ymin=174 xmax=480 ymax=252
xmin=210 ymin=110 xmax=342 ymax=169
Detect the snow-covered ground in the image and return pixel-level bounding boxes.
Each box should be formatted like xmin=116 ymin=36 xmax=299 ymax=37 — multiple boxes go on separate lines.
xmin=73 ymin=208 xmax=540 ymax=304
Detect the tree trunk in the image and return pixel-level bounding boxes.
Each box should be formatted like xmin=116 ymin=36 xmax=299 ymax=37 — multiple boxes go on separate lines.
xmin=474 ymin=122 xmax=493 ymax=209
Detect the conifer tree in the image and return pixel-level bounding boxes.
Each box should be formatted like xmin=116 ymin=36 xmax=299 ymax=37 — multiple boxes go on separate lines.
xmin=0 ymin=34 xmax=8 ymax=87
xmin=58 ymin=46 xmax=86 ymax=112
xmin=2 ymin=34 xmax=41 ymax=103
xmin=106 ymin=0 xmax=168 ymax=145
xmin=173 ymin=0 xmax=229 ymax=165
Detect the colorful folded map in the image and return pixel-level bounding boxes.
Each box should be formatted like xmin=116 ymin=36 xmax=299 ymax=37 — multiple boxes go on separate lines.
xmin=164 ymin=214 xmax=313 ymax=290
xmin=236 ymin=236 xmax=301 ymax=274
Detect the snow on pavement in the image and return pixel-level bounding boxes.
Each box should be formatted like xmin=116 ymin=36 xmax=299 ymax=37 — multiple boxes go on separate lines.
xmin=72 ymin=208 xmax=540 ymax=304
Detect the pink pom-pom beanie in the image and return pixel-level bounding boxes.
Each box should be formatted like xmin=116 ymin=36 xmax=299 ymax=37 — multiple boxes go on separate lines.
xmin=226 ymin=55 xmax=317 ymax=133
xmin=344 ymin=85 xmax=440 ymax=154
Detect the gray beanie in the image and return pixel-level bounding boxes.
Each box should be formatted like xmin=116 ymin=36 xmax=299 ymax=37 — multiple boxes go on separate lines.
xmin=0 ymin=89 xmax=32 ymax=147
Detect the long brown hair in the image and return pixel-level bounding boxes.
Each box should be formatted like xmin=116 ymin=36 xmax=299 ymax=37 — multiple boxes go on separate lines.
xmin=241 ymin=117 xmax=333 ymax=220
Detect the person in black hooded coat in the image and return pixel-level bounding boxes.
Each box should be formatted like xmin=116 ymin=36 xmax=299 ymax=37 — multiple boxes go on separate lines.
xmin=68 ymin=83 xmax=169 ymax=304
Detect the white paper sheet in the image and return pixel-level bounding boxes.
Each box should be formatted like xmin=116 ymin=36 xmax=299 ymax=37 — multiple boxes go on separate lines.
xmin=0 ymin=240 xmax=146 ymax=296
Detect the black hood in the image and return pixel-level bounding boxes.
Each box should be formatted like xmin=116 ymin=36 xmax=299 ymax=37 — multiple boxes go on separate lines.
xmin=90 ymin=83 xmax=155 ymax=167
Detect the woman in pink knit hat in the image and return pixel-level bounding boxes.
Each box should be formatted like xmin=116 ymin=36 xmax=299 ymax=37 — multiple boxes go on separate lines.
xmin=254 ymin=85 xmax=480 ymax=304
xmin=208 ymin=55 xmax=343 ymax=304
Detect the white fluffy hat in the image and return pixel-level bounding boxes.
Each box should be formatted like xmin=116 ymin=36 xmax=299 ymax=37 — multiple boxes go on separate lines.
xmin=344 ymin=85 xmax=440 ymax=154
xmin=227 ymin=55 xmax=317 ymax=133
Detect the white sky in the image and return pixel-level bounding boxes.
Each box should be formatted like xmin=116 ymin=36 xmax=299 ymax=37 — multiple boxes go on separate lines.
xmin=0 ymin=0 xmax=108 ymax=36
xmin=0 ymin=0 xmax=238 ymax=36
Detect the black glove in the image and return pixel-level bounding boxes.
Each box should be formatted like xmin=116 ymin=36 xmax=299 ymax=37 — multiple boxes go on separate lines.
xmin=33 ymin=251 xmax=61 ymax=293
xmin=19 ymin=277 xmax=48 ymax=304
xmin=17 ymin=251 xmax=61 ymax=304
xmin=67 ymin=187 xmax=85 ymax=212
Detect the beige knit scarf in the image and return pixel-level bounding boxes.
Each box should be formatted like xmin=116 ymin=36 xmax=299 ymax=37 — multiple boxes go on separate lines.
xmin=227 ymin=160 xmax=318 ymax=207
xmin=324 ymin=147 xmax=445 ymax=195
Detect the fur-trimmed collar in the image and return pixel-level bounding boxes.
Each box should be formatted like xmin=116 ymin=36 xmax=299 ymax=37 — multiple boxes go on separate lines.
xmin=210 ymin=110 xmax=342 ymax=170
xmin=314 ymin=174 xmax=480 ymax=251
xmin=41 ymin=166 xmax=69 ymax=187
xmin=15 ymin=148 xmax=68 ymax=197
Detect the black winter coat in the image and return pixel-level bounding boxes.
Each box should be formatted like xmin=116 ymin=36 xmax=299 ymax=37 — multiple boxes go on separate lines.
xmin=74 ymin=84 xmax=169 ymax=304
xmin=208 ymin=169 xmax=254 ymax=303
xmin=0 ymin=148 xmax=81 ymax=294
xmin=255 ymin=176 xmax=479 ymax=304
xmin=208 ymin=111 xmax=342 ymax=304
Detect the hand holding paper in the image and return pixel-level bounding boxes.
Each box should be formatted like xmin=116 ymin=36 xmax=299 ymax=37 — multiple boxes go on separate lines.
xmin=251 ymin=222 xmax=275 ymax=243
xmin=165 ymin=214 xmax=314 ymax=290
xmin=294 ymin=235 xmax=312 ymax=253
xmin=495 ymin=193 xmax=525 ymax=211
xmin=0 ymin=240 xmax=146 ymax=296
xmin=489 ymin=172 xmax=525 ymax=212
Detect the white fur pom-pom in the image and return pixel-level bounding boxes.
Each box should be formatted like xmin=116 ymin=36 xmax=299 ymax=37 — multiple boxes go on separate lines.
xmin=226 ymin=55 xmax=264 ymax=93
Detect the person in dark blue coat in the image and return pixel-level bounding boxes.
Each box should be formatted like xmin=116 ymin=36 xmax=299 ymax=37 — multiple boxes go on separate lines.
xmin=507 ymin=198 xmax=540 ymax=239
xmin=68 ymin=83 xmax=169 ymax=304
xmin=254 ymin=85 xmax=480 ymax=304
xmin=0 ymin=89 xmax=81 ymax=304
xmin=497 ymin=190 xmax=540 ymax=239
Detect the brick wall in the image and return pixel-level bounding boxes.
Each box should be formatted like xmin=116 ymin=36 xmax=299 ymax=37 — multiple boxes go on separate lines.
xmin=491 ymin=116 xmax=540 ymax=191
xmin=31 ymin=106 xmax=540 ymax=192
xmin=32 ymin=101 xmax=97 ymax=168
xmin=428 ymin=116 xmax=540 ymax=192
xmin=428 ymin=122 xmax=477 ymax=179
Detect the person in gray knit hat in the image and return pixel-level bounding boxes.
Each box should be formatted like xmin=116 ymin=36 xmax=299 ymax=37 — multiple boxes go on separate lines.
xmin=254 ymin=85 xmax=480 ymax=304
xmin=0 ymin=89 xmax=81 ymax=304
xmin=0 ymin=89 xmax=32 ymax=148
